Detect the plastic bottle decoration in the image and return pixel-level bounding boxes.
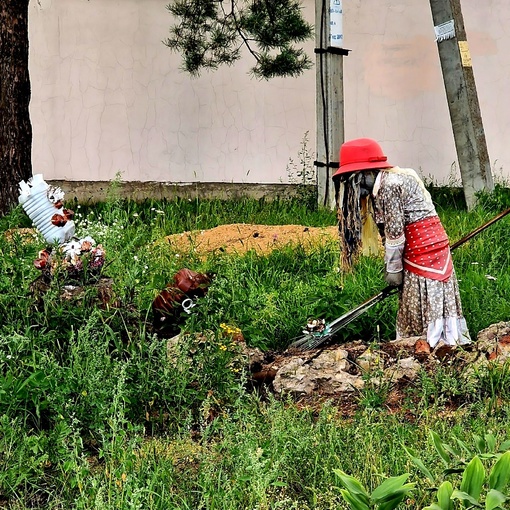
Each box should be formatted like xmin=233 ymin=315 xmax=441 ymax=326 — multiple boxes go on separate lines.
xmin=18 ymin=174 xmax=75 ymax=244
xmin=18 ymin=174 xmax=106 ymax=281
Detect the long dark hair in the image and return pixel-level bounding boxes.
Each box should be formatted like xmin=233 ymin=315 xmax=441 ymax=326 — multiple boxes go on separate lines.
xmin=335 ymin=171 xmax=378 ymax=268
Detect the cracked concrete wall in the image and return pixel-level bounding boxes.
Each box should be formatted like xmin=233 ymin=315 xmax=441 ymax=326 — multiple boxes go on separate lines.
xmin=343 ymin=0 xmax=509 ymax=184
xmin=29 ymin=0 xmax=510 ymax=186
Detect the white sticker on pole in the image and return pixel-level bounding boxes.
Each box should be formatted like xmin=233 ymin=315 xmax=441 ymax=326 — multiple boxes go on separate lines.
xmin=434 ymin=19 xmax=455 ymax=42
xmin=329 ymin=0 xmax=343 ymax=47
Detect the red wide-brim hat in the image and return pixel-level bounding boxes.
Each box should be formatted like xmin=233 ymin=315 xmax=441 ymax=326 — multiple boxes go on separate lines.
xmin=333 ymin=138 xmax=394 ymax=178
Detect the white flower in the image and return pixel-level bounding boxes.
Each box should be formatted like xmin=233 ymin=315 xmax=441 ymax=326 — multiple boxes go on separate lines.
xmin=485 ymin=274 xmax=497 ymax=281
xmin=62 ymin=240 xmax=82 ymax=258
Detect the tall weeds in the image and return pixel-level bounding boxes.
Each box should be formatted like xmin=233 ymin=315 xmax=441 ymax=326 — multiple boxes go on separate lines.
xmin=1 ymin=188 xmax=510 ymax=508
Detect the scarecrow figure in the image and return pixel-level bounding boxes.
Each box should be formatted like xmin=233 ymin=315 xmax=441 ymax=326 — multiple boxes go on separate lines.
xmin=333 ymin=138 xmax=471 ymax=353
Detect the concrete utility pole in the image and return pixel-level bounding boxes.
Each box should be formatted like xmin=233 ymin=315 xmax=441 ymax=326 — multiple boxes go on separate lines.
xmin=315 ymin=0 xmax=347 ymax=209
xmin=429 ymin=0 xmax=493 ymax=210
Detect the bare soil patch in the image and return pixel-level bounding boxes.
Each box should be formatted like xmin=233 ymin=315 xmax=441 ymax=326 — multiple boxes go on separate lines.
xmin=162 ymin=223 xmax=340 ymax=257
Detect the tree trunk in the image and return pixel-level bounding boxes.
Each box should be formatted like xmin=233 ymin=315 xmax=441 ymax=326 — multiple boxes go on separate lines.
xmin=0 ymin=1 xmax=32 ymax=217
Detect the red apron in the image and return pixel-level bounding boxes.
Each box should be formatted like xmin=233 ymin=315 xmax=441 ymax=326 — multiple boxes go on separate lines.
xmin=403 ymin=216 xmax=453 ymax=282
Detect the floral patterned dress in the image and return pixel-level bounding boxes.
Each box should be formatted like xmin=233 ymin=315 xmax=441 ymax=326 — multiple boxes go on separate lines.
xmin=373 ymin=168 xmax=471 ymax=348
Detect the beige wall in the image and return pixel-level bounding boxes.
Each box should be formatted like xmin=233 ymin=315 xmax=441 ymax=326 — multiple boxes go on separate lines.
xmin=29 ymin=0 xmax=510 ymax=186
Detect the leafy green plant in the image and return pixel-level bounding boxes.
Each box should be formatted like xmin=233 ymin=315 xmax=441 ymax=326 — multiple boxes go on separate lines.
xmin=334 ymin=469 xmax=415 ymax=510
xmin=406 ymin=431 xmax=510 ymax=509
xmin=406 ymin=430 xmax=510 ymax=480
xmin=422 ymin=453 xmax=510 ymax=510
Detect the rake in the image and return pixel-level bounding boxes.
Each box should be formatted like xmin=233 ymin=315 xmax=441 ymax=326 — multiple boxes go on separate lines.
xmin=288 ymin=206 xmax=510 ymax=351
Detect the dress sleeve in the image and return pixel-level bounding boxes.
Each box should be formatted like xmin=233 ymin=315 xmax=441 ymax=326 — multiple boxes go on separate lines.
xmin=375 ymin=177 xmax=405 ymax=273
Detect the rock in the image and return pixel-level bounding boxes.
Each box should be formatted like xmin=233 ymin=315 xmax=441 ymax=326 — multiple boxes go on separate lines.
xmin=241 ymin=344 xmax=265 ymax=368
xmin=476 ymin=321 xmax=510 ymax=362
xmin=357 ymin=348 xmax=382 ymax=372
xmin=273 ymin=348 xmax=364 ymax=396
xmin=273 ymin=358 xmax=314 ymax=396
xmin=384 ymin=357 xmax=421 ymax=382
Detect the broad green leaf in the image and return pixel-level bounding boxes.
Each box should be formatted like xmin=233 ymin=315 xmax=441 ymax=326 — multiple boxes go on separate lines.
xmin=460 ymin=456 xmax=485 ymax=502
xmin=498 ymin=440 xmax=510 ymax=452
xmin=371 ymin=474 xmax=412 ymax=503
xmin=474 ymin=435 xmax=486 ymax=454
xmin=485 ymin=489 xmax=506 ymax=510
xmin=436 ymin=481 xmax=454 ymax=510
xmin=431 ymin=431 xmax=452 ymax=466
xmin=377 ymin=493 xmax=407 ymax=510
xmin=340 ymin=488 xmax=370 ymax=510
xmin=423 ymin=505 xmax=446 ymax=510
xmin=403 ymin=446 xmax=435 ymax=483
xmin=333 ymin=470 xmax=370 ymax=502
xmin=485 ymin=434 xmax=497 ymax=453
xmin=451 ymin=489 xmax=482 ymax=507
xmin=489 ymin=451 xmax=510 ymax=491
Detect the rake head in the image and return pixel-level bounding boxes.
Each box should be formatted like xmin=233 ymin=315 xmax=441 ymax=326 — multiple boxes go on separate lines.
xmin=287 ymin=286 xmax=399 ymax=351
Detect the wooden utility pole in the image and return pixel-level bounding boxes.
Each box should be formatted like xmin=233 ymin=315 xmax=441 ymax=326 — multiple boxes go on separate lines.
xmin=429 ymin=0 xmax=493 ymax=210
xmin=315 ymin=0 xmax=347 ymax=209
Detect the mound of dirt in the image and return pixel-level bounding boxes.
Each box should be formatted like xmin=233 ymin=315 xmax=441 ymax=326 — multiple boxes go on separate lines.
xmin=162 ymin=223 xmax=340 ymax=257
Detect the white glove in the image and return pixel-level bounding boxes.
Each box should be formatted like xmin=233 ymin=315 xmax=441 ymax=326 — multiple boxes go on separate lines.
xmin=385 ymin=270 xmax=403 ymax=286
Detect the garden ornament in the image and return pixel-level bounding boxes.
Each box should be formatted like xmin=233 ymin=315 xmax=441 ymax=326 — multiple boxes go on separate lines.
xmin=18 ymin=174 xmax=105 ymax=280
xmin=289 ymin=206 xmax=510 ymax=351
xmin=18 ymin=174 xmax=75 ymax=244
xmin=152 ymin=268 xmax=213 ymax=335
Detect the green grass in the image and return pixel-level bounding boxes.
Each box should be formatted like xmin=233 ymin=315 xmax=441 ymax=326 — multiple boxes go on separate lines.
xmin=1 ymin=187 xmax=510 ymax=508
